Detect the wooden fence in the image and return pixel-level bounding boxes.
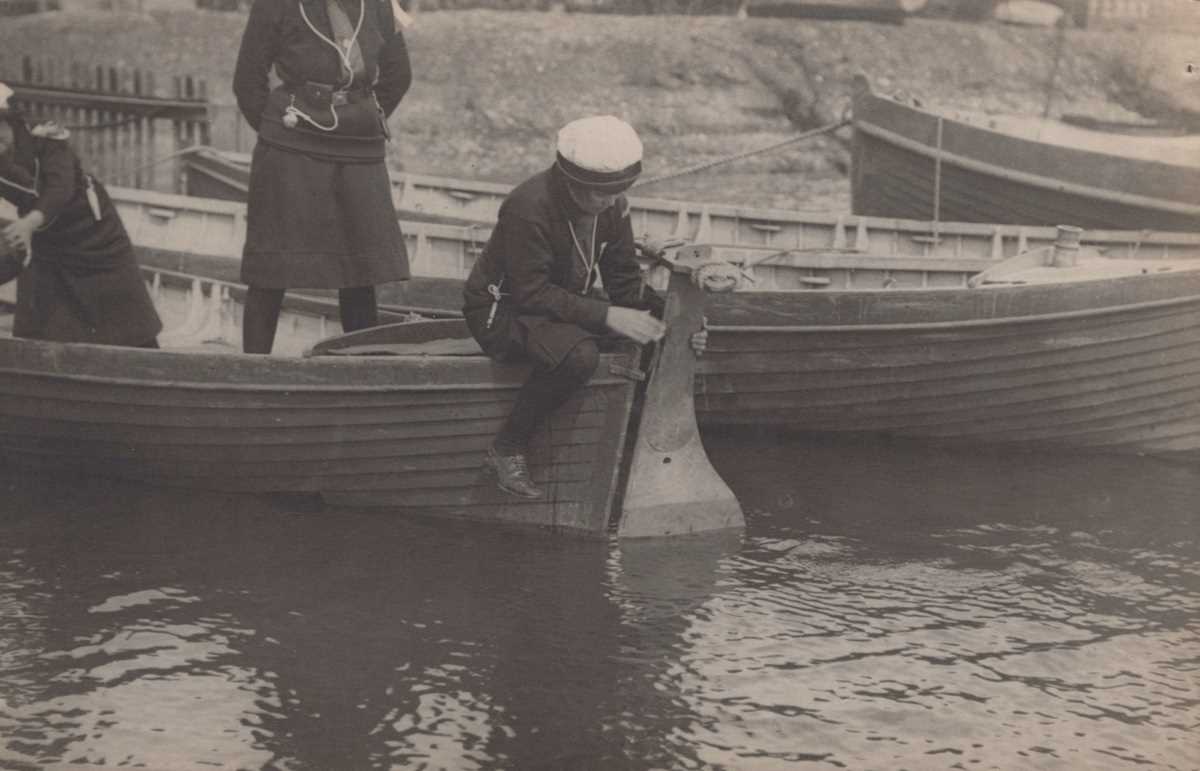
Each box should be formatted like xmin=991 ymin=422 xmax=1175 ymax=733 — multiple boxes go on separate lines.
xmin=6 ymin=56 xmax=211 ymax=194
xmin=0 ymin=0 xmax=60 ymax=15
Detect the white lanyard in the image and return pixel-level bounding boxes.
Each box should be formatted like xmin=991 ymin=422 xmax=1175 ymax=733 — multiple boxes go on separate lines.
xmin=298 ymin=0 xmax=366 ymax=88
xmin=567 ymin=217 xmax=599 ymax=294
xmin=0 ymin=158 xmax=38 ymax=197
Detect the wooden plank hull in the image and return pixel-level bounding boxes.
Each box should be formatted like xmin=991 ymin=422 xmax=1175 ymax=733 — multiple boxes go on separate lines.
xmin=0 ymin=324 xmax=642 ymax=535
xmin=17 ymin=182 xmax=1200 ymax=461
xmin=696 ymin=269 xmax=1200 ymax=457
xmin=851 ymin=85 xmax=1200 ymax=231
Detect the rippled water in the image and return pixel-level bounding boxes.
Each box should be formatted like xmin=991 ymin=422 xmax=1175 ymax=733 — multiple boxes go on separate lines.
xmin=1 ymin=436 xmax=1197 ymax=771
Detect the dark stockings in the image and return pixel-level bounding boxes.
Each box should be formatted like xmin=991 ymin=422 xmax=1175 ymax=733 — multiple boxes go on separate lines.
xmin=494 ymin=340 xmax=599 ymax=455
xmin=243 ymin=287 xmax=284 ymax=354
xmin=243 ymin=285 xmax=379 ymax=354
xmin=338 ymin=285 xmax=378 ymax=333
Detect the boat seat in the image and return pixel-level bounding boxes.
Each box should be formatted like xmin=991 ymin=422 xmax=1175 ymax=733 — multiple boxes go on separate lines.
xmin=306 ymin=318 xmax=481 ymax=358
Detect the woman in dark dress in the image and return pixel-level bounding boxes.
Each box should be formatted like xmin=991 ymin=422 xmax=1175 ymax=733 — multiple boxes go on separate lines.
xmin=233 ymin=0 xmax=413 ymax=354
xmin=0 ymin=83 xmax=162 ymax=348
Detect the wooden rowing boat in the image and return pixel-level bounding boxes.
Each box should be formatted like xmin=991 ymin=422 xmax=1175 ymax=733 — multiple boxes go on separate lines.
xmin=0 ymin=257 xmax=744 ymax=537
xmin=694 ymin=232 xmax=1200 ymax=460
xmin=849 ymin=77 xmax=1200 ymax=231
xmin=102 ymin=187 xmax=1200 ymax=460
xmin=181 ymin=145 xmax=1200 ymax=261
xmin=17 ymin=186 xmax=1200 ymax=461
xmin=122 ymin=176 xmax=1200 ymax=312
xmin=851 ymin=78 xmax=1200 ymax=225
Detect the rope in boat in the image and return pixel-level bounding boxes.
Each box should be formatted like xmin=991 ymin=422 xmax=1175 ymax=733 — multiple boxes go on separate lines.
xmin=62 ymin=108 xmax=172 ymax=132
xmin=104 ymin=143 xmax=207 ymax=185
xmin=632 ymin=116 xmax=851 ymax=190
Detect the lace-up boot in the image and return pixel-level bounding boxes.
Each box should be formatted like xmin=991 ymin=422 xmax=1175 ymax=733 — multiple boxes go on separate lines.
xmin=485 ymin=446 xmax=545 ymax=500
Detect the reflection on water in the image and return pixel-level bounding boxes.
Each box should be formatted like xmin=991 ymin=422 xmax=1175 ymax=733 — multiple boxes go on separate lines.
xmin=1 ymin=435 xmax=1197 ymax=770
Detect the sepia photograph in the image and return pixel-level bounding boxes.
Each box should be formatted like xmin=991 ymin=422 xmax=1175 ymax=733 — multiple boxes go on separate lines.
xmin=0 ymin=0 xmax=1197 ymax=768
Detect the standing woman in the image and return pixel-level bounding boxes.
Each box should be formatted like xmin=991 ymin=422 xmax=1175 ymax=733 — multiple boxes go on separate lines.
xmin=0 ymin=83 xmax=162 ymax=348
xmin=233 ymin=0 xmax=412 ymax=353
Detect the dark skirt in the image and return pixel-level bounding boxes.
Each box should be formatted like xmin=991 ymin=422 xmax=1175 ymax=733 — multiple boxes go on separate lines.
xmin=13 ymin=186 xmax=162 ymax=346
xmin=13 ymin=254 xmax=162 ymax=347
xmin=242 ymin=142 xmax=410 ymax=290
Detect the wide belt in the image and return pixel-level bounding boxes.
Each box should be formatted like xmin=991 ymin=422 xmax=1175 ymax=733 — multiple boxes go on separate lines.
xmin=290 ymin=81 xmax=373 ymax=108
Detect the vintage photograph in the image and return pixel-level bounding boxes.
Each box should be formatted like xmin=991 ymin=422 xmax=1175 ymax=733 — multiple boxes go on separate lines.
xmin=0 ymin=0 xmax=1197 ymax=768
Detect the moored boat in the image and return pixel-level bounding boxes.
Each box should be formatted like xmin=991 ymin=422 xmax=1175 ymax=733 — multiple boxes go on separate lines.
xmin=693 ymin=231 xmax=1200 ymax=459
xmin=115 ymin=179 xmax=1200 ymax=304
xmin=0 ymin=257 xmax=743 ymax=536
xmin=18 ymin=187 xmax=1200 ymax=461
xmin=850 ymin=77 xmax=1200 ymax=231
xmin=93 ymin=187 xmax=1200 ymax=458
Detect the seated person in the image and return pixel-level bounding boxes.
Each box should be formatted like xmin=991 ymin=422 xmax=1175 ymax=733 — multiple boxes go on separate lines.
xmin=463 ymin=114 xmax=703 ymax=499
xmin=0 ymin=81 xmax=161 ymax=348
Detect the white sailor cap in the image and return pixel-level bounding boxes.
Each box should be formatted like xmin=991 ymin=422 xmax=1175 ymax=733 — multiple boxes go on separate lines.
xmin=555 ymin=115 xmax=643 ymax=193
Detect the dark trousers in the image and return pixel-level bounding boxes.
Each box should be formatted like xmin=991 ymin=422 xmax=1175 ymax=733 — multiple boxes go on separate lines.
xmin=494 ymin=338 xmax=599 ymax=454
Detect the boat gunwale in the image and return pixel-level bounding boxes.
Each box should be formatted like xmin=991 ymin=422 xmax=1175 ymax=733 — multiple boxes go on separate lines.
xmin=707 ymin=284 xmax=1200 ymax=334
xmin=0 ymin=341 xmax=639 ymax=393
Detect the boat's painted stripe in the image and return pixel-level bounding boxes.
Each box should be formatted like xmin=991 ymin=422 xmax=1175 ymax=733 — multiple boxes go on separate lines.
xmin=855 ymin=119 xmax=1200 ymax=218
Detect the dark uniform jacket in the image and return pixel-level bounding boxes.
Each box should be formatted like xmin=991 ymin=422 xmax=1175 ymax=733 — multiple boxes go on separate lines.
xmin=463 ymin=166 xmax=663 ymax=366
xmin=0 ymin=122 xmax=161 ymax=345
xmin=234 ymin=0 xmax=412 ymax=161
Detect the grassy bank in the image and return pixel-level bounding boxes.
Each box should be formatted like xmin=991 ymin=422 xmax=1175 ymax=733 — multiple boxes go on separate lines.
xmin=1 ymin=8 xmax=1194 ymax=210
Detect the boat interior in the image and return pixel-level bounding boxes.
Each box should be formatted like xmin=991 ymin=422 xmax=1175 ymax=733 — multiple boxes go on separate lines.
xmin=0 ymin=267 xmax=475 ymax=359
xmin=2 ymin=236 xmax=1196 ymax=360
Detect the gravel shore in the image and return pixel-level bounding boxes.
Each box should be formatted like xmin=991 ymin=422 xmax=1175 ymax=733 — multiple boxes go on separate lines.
xmin=1 ymin=8 xmax=1194 ymax=210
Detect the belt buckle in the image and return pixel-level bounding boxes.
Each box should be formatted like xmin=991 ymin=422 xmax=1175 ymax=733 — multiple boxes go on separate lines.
xmin=331 ymin=90 xmax=349 ymax=107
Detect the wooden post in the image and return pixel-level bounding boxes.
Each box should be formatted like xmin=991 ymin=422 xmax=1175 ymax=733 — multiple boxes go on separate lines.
xmin=618 ymin=246 xmax=744 ymax=538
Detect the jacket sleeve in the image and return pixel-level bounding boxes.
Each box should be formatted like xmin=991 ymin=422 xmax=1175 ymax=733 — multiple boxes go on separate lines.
xmin=374 ymin=27 xmax=412 ymax=118
xmin=32 ymin=138 xmax=77 ymax=226
xmin=233 ymin=0 xmax=282 ymax=131
xmin=503 ymin=215 xmax=611 ymax=333
xmin=599 ymin=200 xmax=664 ymax=317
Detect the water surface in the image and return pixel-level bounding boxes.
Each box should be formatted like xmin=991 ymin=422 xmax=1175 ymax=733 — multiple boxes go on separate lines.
xmin=1 ymin=436 xmax=1197 ymax=770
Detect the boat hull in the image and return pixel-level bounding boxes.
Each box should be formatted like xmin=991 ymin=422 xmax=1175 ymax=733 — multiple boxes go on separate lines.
xmin=851 ymin=87 xmax=1200 ymax=231
xmin=696 ymin=269 xmax=1200 ymax=457
xmin=16 ymin=182 xmax=1200 ymax=462
xmin=0 ymin=332 xmax=642 ymax=535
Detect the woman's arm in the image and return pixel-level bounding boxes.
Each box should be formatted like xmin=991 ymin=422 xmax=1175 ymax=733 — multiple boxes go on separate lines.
xmin=29 ymin=137 xmax=75 ymax=227
xmin=375 ymin=27 xmax=412 ymax=118
xmin=233 ymin=0 xmax=282 ymax=131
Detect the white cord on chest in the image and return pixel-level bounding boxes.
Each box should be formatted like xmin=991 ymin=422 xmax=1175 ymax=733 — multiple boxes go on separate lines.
xmin=567 ymin=217 xmax=600 ymax=294
xmin=298 ymin=0 xmax=366 ymax=88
